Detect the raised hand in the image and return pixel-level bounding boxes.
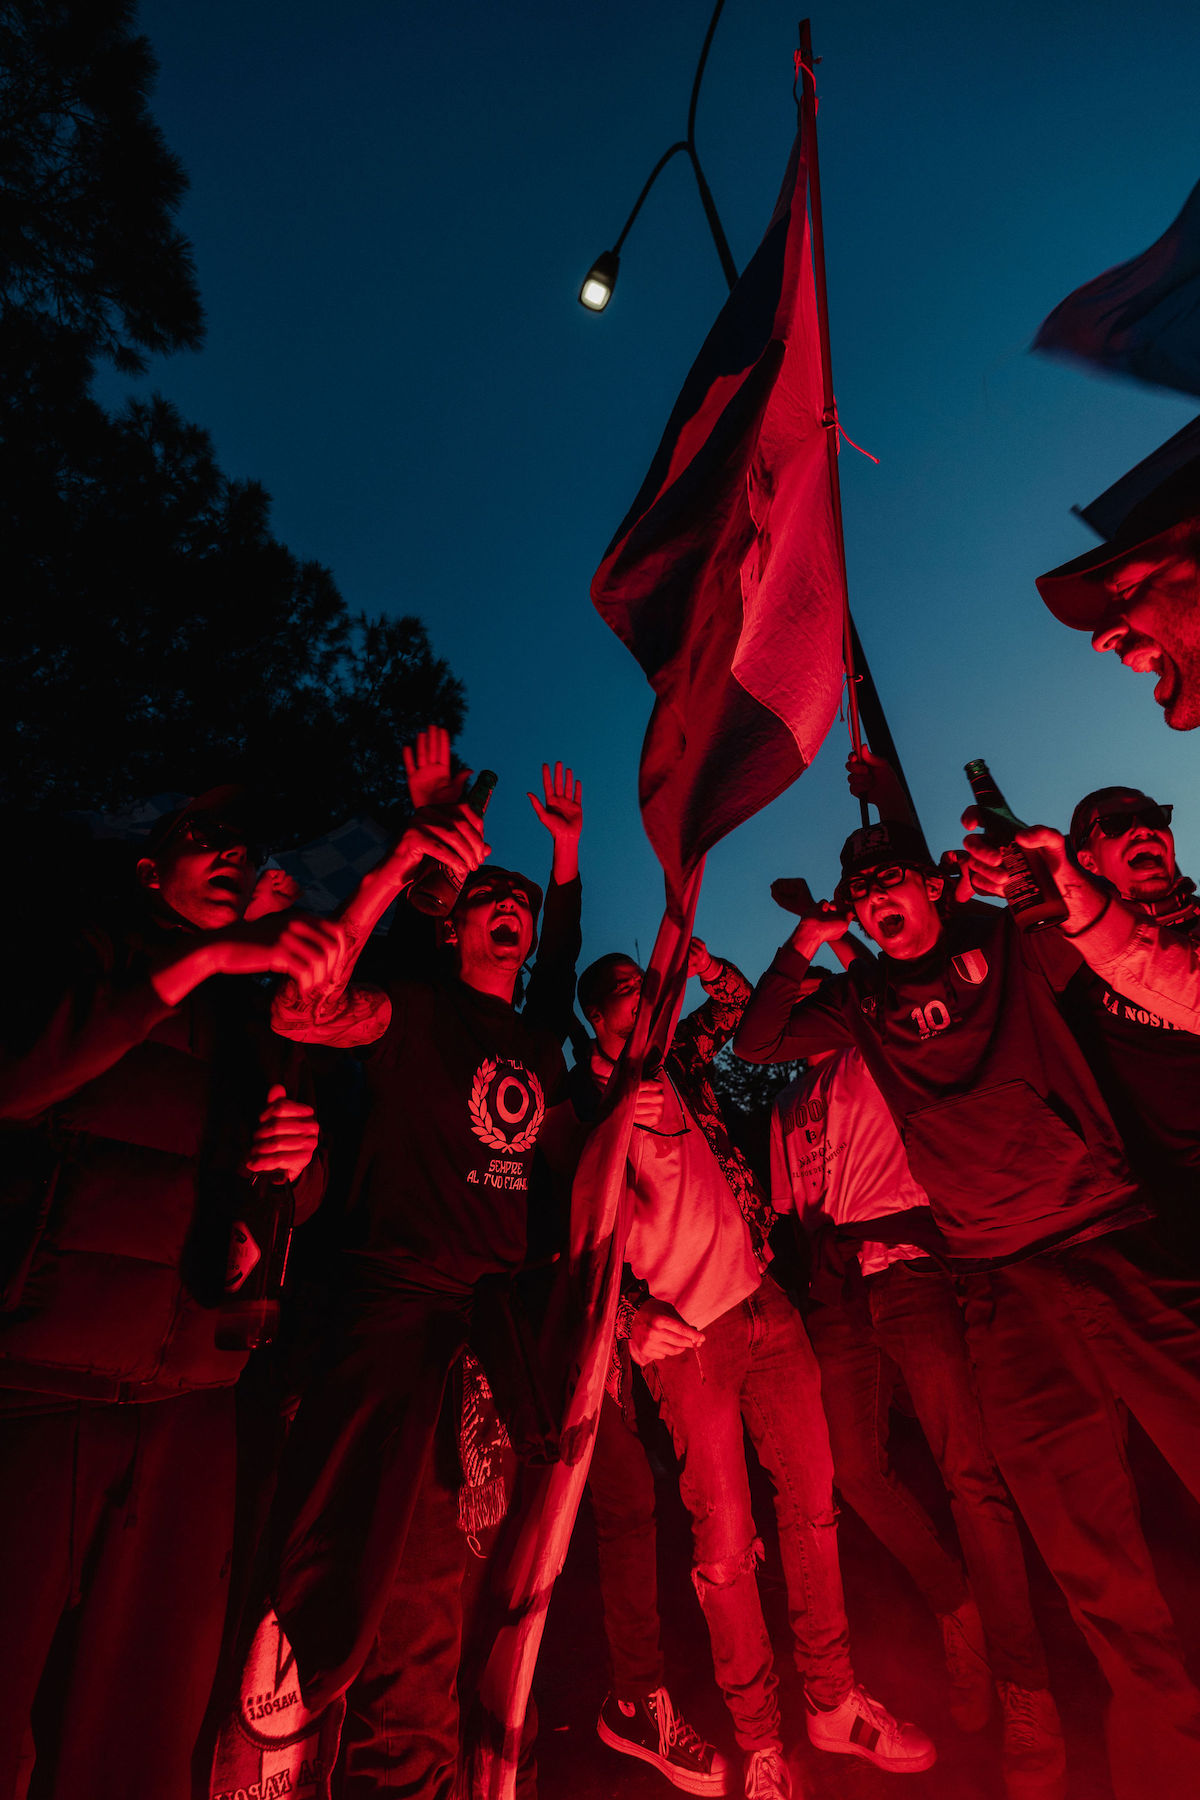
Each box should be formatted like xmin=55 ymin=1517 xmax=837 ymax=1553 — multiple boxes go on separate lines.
xmin=686 ymin=935 xmax=719 ymax=979
xmin=244 ymin=1083 xmax=320 ymax=1181
xmin=528 ymin=761 xmax=582 ymax=882
xmin=846 ymin=748 xmax=917 ymax=825
xmin=403 ymin=725 xmax=471 ymax=811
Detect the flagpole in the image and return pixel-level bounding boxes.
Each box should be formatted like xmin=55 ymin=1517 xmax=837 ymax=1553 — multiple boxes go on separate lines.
xmin=797 ymin=20 xmax=927 ymax=845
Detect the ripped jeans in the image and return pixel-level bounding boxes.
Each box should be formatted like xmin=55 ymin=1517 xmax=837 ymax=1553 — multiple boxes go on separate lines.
xmin=644 ymin=1275 xmax=854 ymax=1750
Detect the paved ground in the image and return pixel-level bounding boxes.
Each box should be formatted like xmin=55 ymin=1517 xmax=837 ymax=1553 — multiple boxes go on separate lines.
xmin=532 ymin=1403 xmax=1200 ymax=1800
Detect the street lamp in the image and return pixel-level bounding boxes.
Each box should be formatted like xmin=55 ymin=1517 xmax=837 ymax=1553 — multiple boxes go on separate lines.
xmin=579 ymin=0 xmax=738 ymax=311
xmin=579 ymin=249 xmax=620 ymax=312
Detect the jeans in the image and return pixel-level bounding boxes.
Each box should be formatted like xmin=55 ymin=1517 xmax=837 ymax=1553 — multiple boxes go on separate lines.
xmin=644 ymin=1274 xmax=853 ymax=1751
xmin=960 ymin=1223 xmax=1200 ymax=1800
xmin=587 ymin=1391 xmax=664 ymax=1699
xmin=806 ymin=1261 xmax=1047 ymax=1688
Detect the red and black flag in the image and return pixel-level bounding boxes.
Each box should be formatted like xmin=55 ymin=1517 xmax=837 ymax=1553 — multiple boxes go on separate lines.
xmin=591 ymin=125 xmax=844 ymax=910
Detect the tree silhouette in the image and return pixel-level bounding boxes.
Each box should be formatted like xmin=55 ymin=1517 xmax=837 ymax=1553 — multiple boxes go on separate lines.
xmin=0 ymin=2 xmax=466 ymax=848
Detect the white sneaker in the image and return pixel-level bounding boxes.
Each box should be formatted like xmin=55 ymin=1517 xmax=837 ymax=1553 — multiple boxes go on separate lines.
xmin=998 ymin=1682 xmax=1067 ymax=1800
xmin=743 ymin=1744 xmax=793 ymax=1799
xmin=806 ymin=1683 xmax=937 ymax=1772
xmin=939 ymin=1595 xmax=993 ymax=1730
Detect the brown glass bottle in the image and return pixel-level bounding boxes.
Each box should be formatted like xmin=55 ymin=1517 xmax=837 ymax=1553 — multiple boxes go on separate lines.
xmin=408 ymin=769 xmax=498 ymax=917
xmin=964 ymin=759 xmax=1067 ymax=931
xmin=216 ymin=1172 xmax=294 ymax=1351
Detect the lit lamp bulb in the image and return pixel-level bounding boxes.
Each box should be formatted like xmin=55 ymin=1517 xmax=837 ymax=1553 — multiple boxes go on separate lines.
xmin=578 ymin=249 xmax=619 ymax=312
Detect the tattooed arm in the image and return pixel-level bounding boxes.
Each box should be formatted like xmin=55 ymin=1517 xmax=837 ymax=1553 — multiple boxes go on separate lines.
xmin=271 ymin=798 xmax=491 ymax=1045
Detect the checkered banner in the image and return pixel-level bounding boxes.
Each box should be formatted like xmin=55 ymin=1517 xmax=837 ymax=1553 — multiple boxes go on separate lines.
xmin=273 ymin=817 xmax=392 ymax=916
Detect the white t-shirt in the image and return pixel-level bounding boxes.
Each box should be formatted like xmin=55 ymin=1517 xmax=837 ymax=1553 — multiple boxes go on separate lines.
xmin=770 ymin=1047 xmax=928 ymax=1278
xmin=627 ymin=1073 xmax=763 ymax=1329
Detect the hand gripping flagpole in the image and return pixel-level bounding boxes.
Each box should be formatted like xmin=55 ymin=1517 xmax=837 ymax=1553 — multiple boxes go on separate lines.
xmin=796 ymin=20 xmax=929 ymax=848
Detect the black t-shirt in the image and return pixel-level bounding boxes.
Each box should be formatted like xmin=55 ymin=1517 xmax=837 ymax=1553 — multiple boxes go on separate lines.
xmin=736 ymin=906 xmax=1143 ymax=1266
xmin=1063 ymin=963 xmax=1200 ymax=1185
xmin=343 ymin=976 xmax=567 ymax=1293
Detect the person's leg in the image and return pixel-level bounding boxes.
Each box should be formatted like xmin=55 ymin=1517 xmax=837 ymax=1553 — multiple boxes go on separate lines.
xmin=269 ymin=1290 xmax=469 ymax=1714
xmin=645 ymin=1301 xmax=782 ymax=1758
xmin=338 ymin=1406 xmax=468 ymax=1800
xmin=587 ymin=1391 xmax=663 ymax=1699
xmin=805 ymin=1293 xmax=968 ymax=1622
xmin=0 ymin=1405 xmax=108 ymax=1800
xmin=740 ymin=1279 xmax=935 ymax=1775
xmin=961 ymin=1257 xmax=1200 ymax=1800
xmin=740 ymin=1286 xmax=854 ymax=1710
xmin=43 ymin=1388 xmax=237 ymax=1800
xmin=868 ymin=1265 xmax=1047 ymax=1692
xmin=1062 ymin=1224 xmax=1200 ymax=1502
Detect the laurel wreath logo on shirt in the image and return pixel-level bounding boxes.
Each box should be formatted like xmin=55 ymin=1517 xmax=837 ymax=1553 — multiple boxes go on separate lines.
xmin=468 ymin=1057 xmax=545 ymax=1151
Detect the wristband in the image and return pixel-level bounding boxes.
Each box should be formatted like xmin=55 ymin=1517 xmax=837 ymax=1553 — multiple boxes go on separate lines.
xmin=1060 ymin=892 xmax=1112 ymax=939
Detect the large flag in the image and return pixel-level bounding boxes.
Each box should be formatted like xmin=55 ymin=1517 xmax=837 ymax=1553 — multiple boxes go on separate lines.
xmin=1033 ymin=176 xmax=1200 ymax=401
xmin=461 ymin=869 xmax=703 ymax=1799
xmin=591 ymin=127 xmax=844 ymax=910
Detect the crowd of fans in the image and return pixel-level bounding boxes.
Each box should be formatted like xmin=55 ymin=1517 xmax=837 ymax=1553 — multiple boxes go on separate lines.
xmin=4 ymin=491 xmax=1200 ymax=1800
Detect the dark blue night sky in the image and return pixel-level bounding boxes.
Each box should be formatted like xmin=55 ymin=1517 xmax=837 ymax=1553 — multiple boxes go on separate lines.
xmin=99 ymin=0 xmax=1200 ymax=988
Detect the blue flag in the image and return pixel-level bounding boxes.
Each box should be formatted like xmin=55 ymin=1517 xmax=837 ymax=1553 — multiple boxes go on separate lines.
xmin=1034 ymin=177 xmax=1200 ymax=400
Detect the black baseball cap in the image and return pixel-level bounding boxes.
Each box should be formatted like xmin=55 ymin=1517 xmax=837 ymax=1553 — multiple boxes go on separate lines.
xmin=839 ymin=821 xmax=934 ymax=879
xmin=144 ymin=786 xmax=262 ymax=861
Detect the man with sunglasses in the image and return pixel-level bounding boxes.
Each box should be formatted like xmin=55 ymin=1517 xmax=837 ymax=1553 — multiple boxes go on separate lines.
xmin=736 ymin=817 xmax=1200 ymax=1800
xmin=0 ymin=786 xmax=339 ymax=1800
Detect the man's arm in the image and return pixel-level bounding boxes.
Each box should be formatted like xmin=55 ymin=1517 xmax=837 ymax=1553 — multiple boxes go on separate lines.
xmin=522 ymin=761 xmax=584 ymax=1041
xmin=1015 ymin=824 xmax=1200 ymax=1034
xmin=272 ymin=799 xmax=489 ymax=1045
xmin=669 ymin=938 xmax=753 ymax=1077
xmin=0 ymin=914 xmax=342 ymax=1122
xmin=733 ymin=908 xmax=856 ymax=1064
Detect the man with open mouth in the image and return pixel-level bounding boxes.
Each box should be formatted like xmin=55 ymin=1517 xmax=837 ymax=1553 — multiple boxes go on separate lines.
xmin=1036 ymin=464 xmax=1200 ymax=731
xmin=735 ymin=815 xmax=1200 ymax=1800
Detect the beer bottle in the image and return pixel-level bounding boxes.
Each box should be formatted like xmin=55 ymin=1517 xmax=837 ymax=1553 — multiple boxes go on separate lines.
xmin=216 ymin=1171 xmax=295 ymax=1352
xmin=408 ymin=769 xmax=498 ymax=917
xmin=964 ymin=759 xmax=1066 ymax=931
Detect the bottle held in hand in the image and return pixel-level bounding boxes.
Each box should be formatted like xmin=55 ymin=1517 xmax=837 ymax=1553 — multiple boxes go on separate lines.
xmin=216 ymin=1172 xmax=295 ymax=1351
xmin=964 ymin=759 xmax=1067 ymax=931
xmin=408 ymin=769 xmax=498 ymax=917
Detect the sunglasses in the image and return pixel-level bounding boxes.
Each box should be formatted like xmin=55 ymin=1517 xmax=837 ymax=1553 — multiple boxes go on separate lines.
xmin=180 ymin=819 xmax=264 ymax=864
xmin=1086 ymin=804 xmax=1173 ymax=840
xmin=844 ymin=864 xmax=914 ymax=901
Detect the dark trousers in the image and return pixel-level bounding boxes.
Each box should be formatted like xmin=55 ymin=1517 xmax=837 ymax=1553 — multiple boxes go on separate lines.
xmin=645 ymin=1276 xmax=853 ymax=1752
xmin=960 ymin=1223 xmax=1200 ymax=1800
xmin=338 ymin=1420 xmax=468 ymax=1799
xmin=0 ymin=1387 xmax=235 ymax=1800
xmin=586 ymin=1389 xmax=663 ymax=1700
xmin=806 ymin=1261 xmax=1047 ymax=1689
xmin=270 ymin=1288 xmax=470 ymax=1712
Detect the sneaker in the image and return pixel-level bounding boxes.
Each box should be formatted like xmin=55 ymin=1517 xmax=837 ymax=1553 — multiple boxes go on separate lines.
xmin=939 ymin=1595 xmax=993 ymax=1730
xmin=997 ymin=1682 xmax=1067 ymax=1800
xmin=597 ymin=1687 xmax=730 ymax=1796
xmin=805 ymin=1683 xmax=937 ymax=1773
xmin=743 ymin=1744 xmax=792 ymax=1799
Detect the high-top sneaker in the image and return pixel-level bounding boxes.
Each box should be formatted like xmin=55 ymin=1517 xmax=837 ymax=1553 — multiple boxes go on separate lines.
xmin=597 ymin=1686 xmax=729 ymax=1795
xmin=805 ymin=1683 xmax=937 ymax=1772
xmin=997 ymin=1682 xmax=1067 ymax=1800
xmin=939 ymin=1594 xmax=994 ymax=1730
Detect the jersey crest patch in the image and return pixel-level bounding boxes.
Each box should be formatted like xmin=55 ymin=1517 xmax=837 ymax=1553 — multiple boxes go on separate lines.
xmin=468 ymin=1057 xmax=545 ymax=1151
xmin=951 ymin=949 xmax=988 ymax=985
